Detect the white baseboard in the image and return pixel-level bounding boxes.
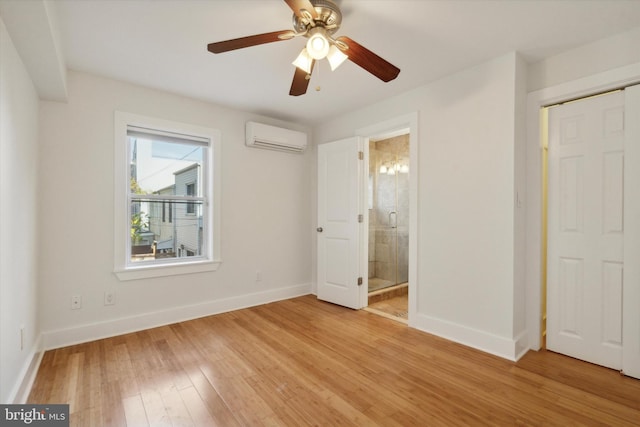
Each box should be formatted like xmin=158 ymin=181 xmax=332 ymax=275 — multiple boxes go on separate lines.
xmin=412 ymin=312 xmax=528 ymax=361
xmin=41 ymin=283 xmax=311 ymax=351
xmin=8 ymin=335 xmax=43 ymax=403
xmin=513 ymin=330 xmax=529 ymax=361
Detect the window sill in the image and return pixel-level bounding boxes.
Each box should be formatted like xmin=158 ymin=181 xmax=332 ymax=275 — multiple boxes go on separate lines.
xmin=115 ymin=259 xmax=221 ymax=281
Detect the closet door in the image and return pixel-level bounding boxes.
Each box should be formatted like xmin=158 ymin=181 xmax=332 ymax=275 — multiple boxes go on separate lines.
xmin=547 ymin=91 xmax=624 ymax=370
xmin=623 ymin=84 xmax=640 ymax=379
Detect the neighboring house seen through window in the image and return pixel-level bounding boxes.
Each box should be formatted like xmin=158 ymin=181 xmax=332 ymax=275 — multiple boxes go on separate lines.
xmin=114 ymin=112 xmax=221 ymax=280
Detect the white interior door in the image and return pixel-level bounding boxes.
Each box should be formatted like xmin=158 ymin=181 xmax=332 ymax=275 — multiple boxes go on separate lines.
xmin=547 ymin=91 xmax=624 ymax=369
xmin=623 ymin=84 xmax=640 ymax=380
xmin=317 ymin=137 xmax=362 ymax=309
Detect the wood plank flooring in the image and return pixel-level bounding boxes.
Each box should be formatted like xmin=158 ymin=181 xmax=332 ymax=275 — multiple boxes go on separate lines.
xmin=366 ymin=295 xmax=408 ymax=322
xmin=28 ymin=295 xmax=640 ymax=426
xmin=367 ymin=284 xmax=408 ymax=322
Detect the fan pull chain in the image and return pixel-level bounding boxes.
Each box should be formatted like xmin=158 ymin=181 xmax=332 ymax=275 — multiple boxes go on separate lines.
xmin=315 ymin=60 xmax=321 ymax=91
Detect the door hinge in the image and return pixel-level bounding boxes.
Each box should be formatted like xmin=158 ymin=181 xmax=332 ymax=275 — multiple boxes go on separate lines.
xmin=358 ymin=214 xmax=363 ymax=223
xmin=358 ymin=151 xmax=364 ymax=160
xmin=357 ymin=277 xmax=363 ymax=286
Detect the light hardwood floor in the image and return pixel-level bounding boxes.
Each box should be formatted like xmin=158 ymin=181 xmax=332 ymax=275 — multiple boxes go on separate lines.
xmin=366 ymin=295 xmax=408 ymax=322
xmin=28 ymin=295 xmax=640 ymax=426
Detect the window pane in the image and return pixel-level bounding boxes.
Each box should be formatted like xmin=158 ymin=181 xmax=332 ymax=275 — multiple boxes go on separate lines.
xmin=130 ymin=200 xmax=204 ymax=263
xmin=130 ymin=137 xmax=203 ymax=196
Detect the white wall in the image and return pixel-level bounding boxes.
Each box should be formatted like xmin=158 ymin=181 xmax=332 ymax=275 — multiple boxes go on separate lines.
xmin=314 ymin=53 xmax=527 ymax=359
xmin=37 ymin=71 xmax=313 ymax=348
xmin=0 ymin=17 xmax=41 ymax=403
xmin=528 ymin=27 xmax=640 ymax=92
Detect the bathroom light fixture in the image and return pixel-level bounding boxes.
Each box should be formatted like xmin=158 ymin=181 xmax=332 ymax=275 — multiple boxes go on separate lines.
xmin=380 ymin=162 xmax=409 ymax=175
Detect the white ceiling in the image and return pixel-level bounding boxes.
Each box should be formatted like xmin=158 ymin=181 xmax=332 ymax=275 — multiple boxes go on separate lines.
xmin=32 ymin=1 xmax=640 ymax=124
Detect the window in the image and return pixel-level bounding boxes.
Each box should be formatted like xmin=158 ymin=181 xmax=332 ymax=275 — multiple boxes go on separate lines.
xmin=185 ymin=183 xmax=196 ymax=214
xmin=114 ymin=112 xmax=221 ymax=280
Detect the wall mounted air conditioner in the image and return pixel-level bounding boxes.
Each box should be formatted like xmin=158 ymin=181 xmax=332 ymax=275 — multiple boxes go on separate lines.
xmin=245 ymin=121 xmax=307 ymax=153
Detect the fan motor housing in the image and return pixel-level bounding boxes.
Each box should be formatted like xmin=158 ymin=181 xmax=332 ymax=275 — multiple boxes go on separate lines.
xmin=292 ymin=0 xmax=342 ymax=34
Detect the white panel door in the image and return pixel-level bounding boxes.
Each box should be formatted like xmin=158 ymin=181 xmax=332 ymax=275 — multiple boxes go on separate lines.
xmin=317 ymin=137 xmax=362 ymax=309
xmin=547 ymin=91 xmax=624 ymax=369
xmin=623 ymin=84 xmax=640 ymax=380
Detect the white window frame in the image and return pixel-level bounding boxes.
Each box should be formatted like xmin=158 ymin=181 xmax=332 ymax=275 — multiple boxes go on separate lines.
xmin=114 ymin=111 xmax=222 ymax=281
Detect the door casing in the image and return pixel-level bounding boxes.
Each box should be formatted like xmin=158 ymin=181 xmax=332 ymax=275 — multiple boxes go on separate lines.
xmin=526 ymin=66 xmax=640 ymax=378
xmin=357 ymin=113 xmax=419 ymax=324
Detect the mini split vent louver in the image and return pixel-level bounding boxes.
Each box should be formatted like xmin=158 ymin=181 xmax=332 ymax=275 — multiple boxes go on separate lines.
xmin=245 ymin=121 xmax=308 ymax=153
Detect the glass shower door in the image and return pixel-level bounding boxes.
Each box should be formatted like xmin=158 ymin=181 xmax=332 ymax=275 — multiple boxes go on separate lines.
xmin=368 ymin=136 xmax=409 ymax=293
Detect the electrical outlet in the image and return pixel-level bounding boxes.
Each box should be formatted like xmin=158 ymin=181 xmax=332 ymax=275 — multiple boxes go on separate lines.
xmin=256 ymin=270 xmax=262 ymax=281
xmin=104 ymin=291 xmax=115 ymax=306
xmin=71 ymin=295 xmax=82 ymax=310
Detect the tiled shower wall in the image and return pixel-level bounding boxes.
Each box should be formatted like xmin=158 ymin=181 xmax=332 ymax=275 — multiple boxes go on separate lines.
xmin=368 ymin=135 xmax=409 ymax=285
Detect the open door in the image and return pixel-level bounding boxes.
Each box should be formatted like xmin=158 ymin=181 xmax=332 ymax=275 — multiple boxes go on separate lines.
xmin=317 ymin=137 xmax=362 ymax=309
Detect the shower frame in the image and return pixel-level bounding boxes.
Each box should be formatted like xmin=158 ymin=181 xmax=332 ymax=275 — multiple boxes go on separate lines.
xmin=367 ymin=135 xmax=410 ymax=293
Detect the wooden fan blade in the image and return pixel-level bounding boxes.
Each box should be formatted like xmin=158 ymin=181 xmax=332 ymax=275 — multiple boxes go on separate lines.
xmin=208 ymin=30 xmax=294 ymax=54
xmin=336 ymin=36 xmax=400 ymax=82
xmin=289 ymin=60 xmax=315 ymax=96
xmin=284 ymin=0 xmax=318 ymax=20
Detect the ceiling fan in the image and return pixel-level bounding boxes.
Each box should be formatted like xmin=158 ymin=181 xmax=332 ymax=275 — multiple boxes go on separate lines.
xmin=207 ymin=0 xmax=401 ymax=96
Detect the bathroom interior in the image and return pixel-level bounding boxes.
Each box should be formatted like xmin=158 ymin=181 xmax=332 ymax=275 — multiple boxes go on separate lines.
xmin=367 ymin=133 xmax=410 ymax=321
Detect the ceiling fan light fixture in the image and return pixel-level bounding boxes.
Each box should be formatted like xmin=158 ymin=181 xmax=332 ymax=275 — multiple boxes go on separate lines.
xmin=327 ymin=44 xmax=348 ymax=70
xmin=292 ymin=48 xmax=313 ymax=73
xmin=306 ymin=28 xmax=330 ymax=60
xmin=207 ymin=0 xmax=400 ymax=96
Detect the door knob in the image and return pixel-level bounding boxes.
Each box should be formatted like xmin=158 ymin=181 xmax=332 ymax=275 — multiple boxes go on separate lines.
xmin=316 ymin=227 xmax=323 ymax=232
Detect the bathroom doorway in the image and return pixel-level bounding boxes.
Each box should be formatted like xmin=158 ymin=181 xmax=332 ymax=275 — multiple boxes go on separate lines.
xmin=366 ymin=133 xmax=409 ymax=321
